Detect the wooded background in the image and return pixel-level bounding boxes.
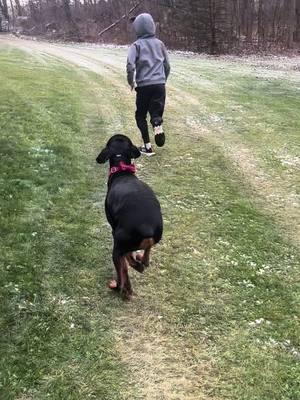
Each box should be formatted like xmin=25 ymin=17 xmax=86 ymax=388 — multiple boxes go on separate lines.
xmin=1 ymin=0 xmax=300 ymax=53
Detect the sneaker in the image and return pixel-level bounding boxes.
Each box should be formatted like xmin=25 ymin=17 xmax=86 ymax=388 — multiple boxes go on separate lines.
xmin=154 ymin=125 xmax=165 ymax=147
xmin=139 ymin=146 xmax=156 ymax=156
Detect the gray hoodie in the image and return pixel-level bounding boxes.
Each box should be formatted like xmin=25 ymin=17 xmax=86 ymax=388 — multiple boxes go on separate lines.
xmin=127 ymin=13 xmax=170 ymax=88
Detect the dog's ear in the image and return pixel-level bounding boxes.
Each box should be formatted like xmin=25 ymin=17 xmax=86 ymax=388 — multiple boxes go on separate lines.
xmin=131 ymin=145 xmax=141 ymax=159
xmin=96 ymin=147 xmax=110 ymax=164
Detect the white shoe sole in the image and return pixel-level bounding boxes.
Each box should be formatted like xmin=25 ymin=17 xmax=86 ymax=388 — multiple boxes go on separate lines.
xmin=141 ymin=151 xmax=156 ymax=157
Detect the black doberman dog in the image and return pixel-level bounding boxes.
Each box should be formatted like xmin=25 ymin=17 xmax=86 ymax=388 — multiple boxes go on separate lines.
xmin=96 ymin=134 xmax=163 ymax=299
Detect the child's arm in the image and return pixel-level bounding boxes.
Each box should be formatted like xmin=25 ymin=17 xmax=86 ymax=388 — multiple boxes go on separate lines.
xmin=127 ymin=44 xmax=137 ymax=89
xmin=162 ymin=43 xmax=171 ymax=80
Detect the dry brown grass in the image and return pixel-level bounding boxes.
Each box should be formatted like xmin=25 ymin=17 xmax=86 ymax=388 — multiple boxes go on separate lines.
xmin=114 ymin=311 xmax=215 ymax=400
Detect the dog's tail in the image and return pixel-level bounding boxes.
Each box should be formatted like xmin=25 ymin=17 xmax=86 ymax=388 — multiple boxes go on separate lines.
xmin=139 ymin=238 xmax=155 ymax=250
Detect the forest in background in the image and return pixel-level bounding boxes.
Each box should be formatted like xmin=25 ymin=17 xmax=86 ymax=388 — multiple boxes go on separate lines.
xmin=1 ymin=0 xmax=300 ymax=53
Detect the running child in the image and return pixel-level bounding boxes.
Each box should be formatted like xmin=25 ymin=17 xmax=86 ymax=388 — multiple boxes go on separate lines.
xmin=127 ymin=13 xmax=170 ymax=155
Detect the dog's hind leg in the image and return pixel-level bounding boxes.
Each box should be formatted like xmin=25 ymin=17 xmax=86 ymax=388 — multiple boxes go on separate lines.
xmin=109 ymin=246 xmax=121 ymax=292
xmin=122 ymin=257 xmax=133 ymax=299
xmin=136 ymin=238 xmax=155 ymax=267
xmin=136 ymin=248 xmax=151 ymax=267
xmin=126 ymin=253 xmax=145 ymax=273
xmin=111 ymin=245 xmax=124 ymax=290
xmin=111 ymin=246 xmax=133 ymax=299
xmin=142 ymin=247 xmax=151 ymax=267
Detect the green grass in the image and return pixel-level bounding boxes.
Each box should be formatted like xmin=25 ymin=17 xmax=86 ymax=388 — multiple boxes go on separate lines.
xmin=0 ymin=48 xmax=127 ymax=400
xmin=173 ymin=58 xmax=300 ymax=178
xmin=0 ymin=42 xmax=299 ymax=400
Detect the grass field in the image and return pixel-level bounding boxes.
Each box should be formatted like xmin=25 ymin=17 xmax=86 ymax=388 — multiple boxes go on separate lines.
xmin=0 ymin=37 xmax=299 ymax=400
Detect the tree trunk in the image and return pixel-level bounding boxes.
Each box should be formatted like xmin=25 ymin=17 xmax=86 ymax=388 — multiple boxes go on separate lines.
xmin=271 ymin=0 xmax=280 ymax=41
xmin=9 ymin=0 xmax=15 ymax=29
xmin=209 ymin=0 xmax=218 ymax=54
xmin=287 ymin=0 xmax=296 ymax=47
xmin=14 ymin=0 xmax=22 ymax=16
xmin=296 ymin=0 xmax=300 ymax=42
xmin=0 ymin=0 xmax=9 ymax=21
xmin=246 ymin=0 xmax=254 ymax=42
xmin=62 ymin=0 xmax=81 ymax=40
xmin=258 ymin=0 xmax=265 ymax=47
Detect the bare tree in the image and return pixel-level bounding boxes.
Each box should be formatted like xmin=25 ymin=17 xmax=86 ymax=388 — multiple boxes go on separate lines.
xmin=11 ymin=0 xmax=300 ymax=52
xmin=287 ymin=0 xmax=296 ymax=47
xmin=0 ymin=0 xmax=9 ymax=21
xmin=296 ymin=0 xmax=300 ymax=41
xmin=98 ymin=1 xmax=143 ymax=37
xmin=62 ymin=0 xmax=80 ymax=39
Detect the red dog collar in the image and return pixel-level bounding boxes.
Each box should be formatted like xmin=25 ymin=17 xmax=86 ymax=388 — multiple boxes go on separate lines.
xmin=109 ymin=161 xmax=136 ymax=177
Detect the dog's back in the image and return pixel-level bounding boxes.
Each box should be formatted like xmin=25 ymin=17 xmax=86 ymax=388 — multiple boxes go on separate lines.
xmin=106 ymin=174 xmax=163 ymax=254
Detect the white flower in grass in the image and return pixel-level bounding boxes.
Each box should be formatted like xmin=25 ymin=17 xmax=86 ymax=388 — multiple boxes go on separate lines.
xmin=70 ymin=323 xmax=75 ymax=329
xmin=249 ymin=318 xmax=269 ymax=327
xmin=239 ymin=279 xmax=255 ymax=288
xmin=268 ymin=338 xmax=278 ymax=346
xmin=266 ymin=338 xmax=300 ymax=358
xmin=255 ymin=318 xmax=265 ymax=325
xmin=257 ymin=269 xmax=264 ymax=275
xmin=292 ymin=349 xmax=300 ymax=358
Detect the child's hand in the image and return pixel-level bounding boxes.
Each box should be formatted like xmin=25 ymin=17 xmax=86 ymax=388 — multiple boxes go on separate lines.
xmin=130 ymin=82 xmax=137 ymax=91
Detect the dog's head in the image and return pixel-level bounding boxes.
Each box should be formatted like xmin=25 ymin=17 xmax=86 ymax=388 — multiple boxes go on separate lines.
xmin=96 ymin=134 xmax=141 ymax=165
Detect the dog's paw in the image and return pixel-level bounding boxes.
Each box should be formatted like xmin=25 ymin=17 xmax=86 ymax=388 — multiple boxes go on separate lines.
xmin=108 ymin=279 xmax=118 ymax=290
xmin=121 ymin=288 xmax=134 ymax=301
xmin=135 ymin=252 xmax=149 ymax=268
xmin=135 ymin=252 xmax=144 ymax=262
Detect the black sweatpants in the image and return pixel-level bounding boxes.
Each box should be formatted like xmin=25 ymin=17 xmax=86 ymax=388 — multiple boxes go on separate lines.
xmin=135 ymin=84 xmax=166 ymax=145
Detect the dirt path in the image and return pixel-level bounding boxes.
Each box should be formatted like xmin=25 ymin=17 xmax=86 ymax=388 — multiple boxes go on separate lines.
xmin=0 ymin=35 xmax=122 ymax=75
